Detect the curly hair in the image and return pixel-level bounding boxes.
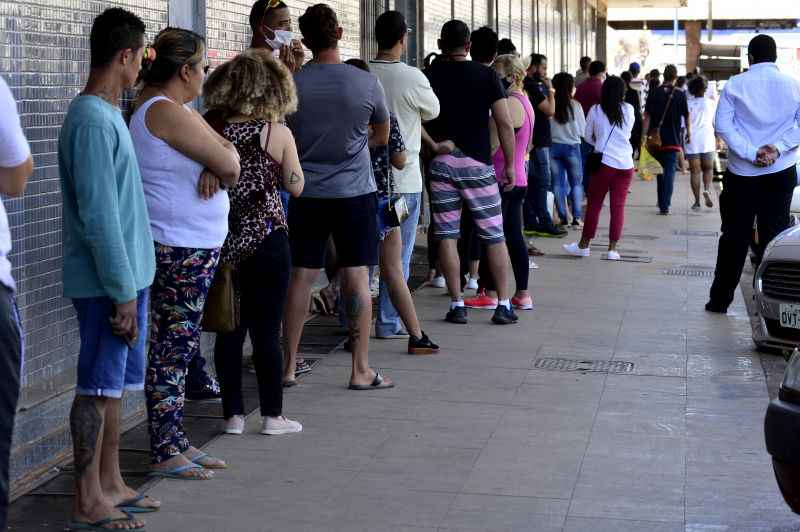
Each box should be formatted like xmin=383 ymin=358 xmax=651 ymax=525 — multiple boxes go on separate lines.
xmin=202 ymin=48 xmax=297 ymax=122
xmin=299 ymin=4 xmax=339 ymax=52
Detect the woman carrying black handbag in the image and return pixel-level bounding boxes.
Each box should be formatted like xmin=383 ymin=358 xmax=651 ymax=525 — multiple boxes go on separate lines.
xmin=563 ymin=76 xmax=636 ymax=261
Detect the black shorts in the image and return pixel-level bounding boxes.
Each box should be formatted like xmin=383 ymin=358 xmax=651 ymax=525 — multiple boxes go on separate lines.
xmin=288 ymin=193 xmax=379 ymax=269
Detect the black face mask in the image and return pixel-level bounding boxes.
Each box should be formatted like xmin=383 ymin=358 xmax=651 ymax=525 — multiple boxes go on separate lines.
xmin=501 ymin=78 xmax=512 ymax=90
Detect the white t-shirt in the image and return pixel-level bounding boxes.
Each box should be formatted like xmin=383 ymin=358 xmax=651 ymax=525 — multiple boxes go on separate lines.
xmin=368 ymin=60 xmax=440 ymax=193
xmin=0 ymin=77 xmax=31 ymax=291
xmin=584 ymin=102 xmax=635 ymax=170
xmin=130 ymin=96 xmax=229 ymax=249
xmin=686 ymin=95 xmax=717 ymax=155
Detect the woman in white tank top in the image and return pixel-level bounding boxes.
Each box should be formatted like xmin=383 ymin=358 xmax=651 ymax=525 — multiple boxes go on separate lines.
xmin=130 ymin=28 xmax=240 ymax=481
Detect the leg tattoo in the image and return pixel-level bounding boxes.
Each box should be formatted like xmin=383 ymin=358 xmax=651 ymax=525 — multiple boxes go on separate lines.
xmin=70 ymin=397 xmax=102 ymax=477
xmin=346 ymin=294 xmax=362 ymax=345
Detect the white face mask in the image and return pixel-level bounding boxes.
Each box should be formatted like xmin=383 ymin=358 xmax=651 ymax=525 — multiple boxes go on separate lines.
xmin=264 ymin=29 xmax=293 ymax=50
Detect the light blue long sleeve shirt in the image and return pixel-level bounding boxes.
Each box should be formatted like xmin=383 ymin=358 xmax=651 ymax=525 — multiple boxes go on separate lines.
xmin=58 ymin=95 xmax=155 ymax=304
xmin=715 ymin=62 xmax=800 ymax=177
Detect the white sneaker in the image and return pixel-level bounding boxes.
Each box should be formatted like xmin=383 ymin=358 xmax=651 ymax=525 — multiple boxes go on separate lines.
xmin=224 ymin=415 xmax=245 ymax=435
xmin=465 ymin=276 xmax=479 ymax=290
xmin=430 ymin=275 xmax=446 ymax=288
xmin=261 ymin=416 xmax=303 ymax=435
xmin=563 ymin=242 xmax=590 ymax=257
xmin=606 ymin=250 xmax=622 ymax=261
xmin=529 ymin=259 xmax=539 ymax=270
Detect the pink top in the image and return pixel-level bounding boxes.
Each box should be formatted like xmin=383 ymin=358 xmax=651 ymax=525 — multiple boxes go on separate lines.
xmin=492 ymin=91 xmax=534 ymax=188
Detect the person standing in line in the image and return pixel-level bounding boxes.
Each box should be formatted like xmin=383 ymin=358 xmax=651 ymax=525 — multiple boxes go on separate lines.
xmin=0 ymin=77 xmax=33 ymax=532
xmin=131 ymin=28 xmax=241 ymax=480
xmin=497 ymin=38 xmax=518 ymax=57
xmin=368 ymin=10 xmax=441 ymax=341
xmin=202 ymin=50 xmax=305 ymax=433
xmin=628 ymin=62 xmax=645 ymax=106
xmin=549 ymin=72 xmax=586 ymax=228
xmin=425 ymin=19 xmax=518 ymax=325
xmin=574 ymin=60 xmax=606 ymax=189
xmin=283 ymin=4 xmax=394 ymax=390
xmin=523 ymin=54 xmax=566 ymax=238
xmin=465 ymin=54 xmax=536 ymax=311
xmin=706 ymin=35 xmax=800 ymax=314
xmin=345 ymin=58 xmax=440 ymax=353
xmin=575 ymin=56 xmax=591 ymax=86
xmin=563 ymin=76 xmax=635 ymax=261
xmin=685 ymin=75 xmax=717 ymax=211
xmin=59 ymin=8 xmax=157 ymax=530
xmin=643 ymin=64 xmax=690 ymax=215
xmin=620 ymin=71 xmax=643 ymax=159
xmin=645 ymin=68 xmax=660 ymax=107
xmin=249 ymin=0 xmax=305 ymax=72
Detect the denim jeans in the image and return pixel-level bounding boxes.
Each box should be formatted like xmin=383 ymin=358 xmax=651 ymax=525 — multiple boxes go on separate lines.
xmin=654 ymin=150 xmax=679 ymax=212
xmin=523 ymin=147 xmax=553 ymax=229
xmin=0 ymin=285 xmax=21 ymax=532
xmin=375 ymin=192 xmax=422 ymax=337
xmin=550 ymin=142 xmax=584 ymax=222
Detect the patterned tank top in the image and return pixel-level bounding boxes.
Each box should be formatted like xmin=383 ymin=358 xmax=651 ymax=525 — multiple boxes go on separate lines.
xmin=220 ymin=120 xmax=287 ymax=266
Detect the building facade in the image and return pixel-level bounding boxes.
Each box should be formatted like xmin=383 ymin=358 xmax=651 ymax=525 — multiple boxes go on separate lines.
xmin=1 ymin=0 xmax=605 ymax=491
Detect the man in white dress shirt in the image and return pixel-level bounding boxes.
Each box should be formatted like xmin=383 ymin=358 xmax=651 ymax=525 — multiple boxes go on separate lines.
xmin=706 ymin=35 xmax=800 ymax=313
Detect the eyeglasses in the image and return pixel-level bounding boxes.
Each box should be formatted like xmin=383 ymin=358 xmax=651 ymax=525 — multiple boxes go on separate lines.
xmin=266 ymin=0 xmax=282 ymax=8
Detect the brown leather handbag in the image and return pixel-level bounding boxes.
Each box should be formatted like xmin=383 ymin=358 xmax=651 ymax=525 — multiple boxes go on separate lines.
xmin=201 ymin=263 xmax=239 ymax=333
xmin=645 ymin=86 xmax=675 ymax=156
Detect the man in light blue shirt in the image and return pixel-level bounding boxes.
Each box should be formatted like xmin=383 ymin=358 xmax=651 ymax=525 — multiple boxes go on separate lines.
xmin=707 ymin=34 xmax=800 ymax=313
xmin=58 ymin=8 xmax=158 ymax=530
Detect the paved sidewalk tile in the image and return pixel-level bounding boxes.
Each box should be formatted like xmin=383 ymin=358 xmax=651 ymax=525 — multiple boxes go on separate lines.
xmin=142 ymin=176 xmax=800 ymax=531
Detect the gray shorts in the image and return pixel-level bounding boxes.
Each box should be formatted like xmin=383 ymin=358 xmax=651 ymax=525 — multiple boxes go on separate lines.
xmin=686 ymin=152 xmax=714 ymax=162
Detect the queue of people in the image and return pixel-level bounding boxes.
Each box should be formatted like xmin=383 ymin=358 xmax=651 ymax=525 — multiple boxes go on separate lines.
xmin=0 ymin=1 xmax=798 ymax=530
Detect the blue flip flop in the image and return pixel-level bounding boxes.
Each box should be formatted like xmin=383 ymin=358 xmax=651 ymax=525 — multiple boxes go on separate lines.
xmin=185 ymin=451 xmax=227 ymax=469
xmin=67 ymin=511 xmax=145 ymax=530
xmin=117 ymin=494 xmax=160 ymax=514
xmin=147 ymin=463 xmax=211 ymax=480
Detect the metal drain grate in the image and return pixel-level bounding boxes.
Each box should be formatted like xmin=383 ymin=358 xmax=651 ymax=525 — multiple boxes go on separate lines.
xmin=674 ymin=230 xmax=719 ymax=237
xmin=663 ymin=265 xmax=715 ymax=277
xmin=534 ymin=358 xmax=634 ymax=373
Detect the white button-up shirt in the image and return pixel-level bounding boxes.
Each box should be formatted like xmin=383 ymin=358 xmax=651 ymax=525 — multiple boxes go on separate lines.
xmin=715 ymin=62 xmax=800 ymax=177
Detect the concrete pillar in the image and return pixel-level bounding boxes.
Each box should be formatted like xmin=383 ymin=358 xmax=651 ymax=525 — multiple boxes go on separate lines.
xmin=596 ymin=16 xmax=607 ymax=63
xmin=685 ymin=20 xmax=701 ymax=73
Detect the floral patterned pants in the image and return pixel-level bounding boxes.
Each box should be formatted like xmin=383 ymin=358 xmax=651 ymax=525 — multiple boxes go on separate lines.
xmin=145 ymin=244 xmax=219 ymax=463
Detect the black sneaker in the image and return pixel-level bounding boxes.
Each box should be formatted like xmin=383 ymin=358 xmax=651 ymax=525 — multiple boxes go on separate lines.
xmin=408 ymin=332 xmax=440 ymax=355
xmin=296 ymin=359 xmax=312 ymax=375
xmin=491 ymin=304 xmax=518 ymax=325
xmin=530 ymin=225 xmax=568 ymax=238
xmin=705 ymin=301 xmax=728 ymax=314
xmin=186 ymin=380 xmax=222 ymax=401
xmin=445 ymin=306 xmax=468 ymax=324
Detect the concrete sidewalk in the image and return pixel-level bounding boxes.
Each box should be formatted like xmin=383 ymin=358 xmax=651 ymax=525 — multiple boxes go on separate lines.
xmin=143 ymin=174 xmax=798 ymax=532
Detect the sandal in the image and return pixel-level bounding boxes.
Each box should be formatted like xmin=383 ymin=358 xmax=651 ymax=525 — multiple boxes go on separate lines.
xmin=348 ymin=371 xmax=395 ymax=391
xmin=184 ymin=451 xmax=227 ymax=469
xmin=147 ymin=463 xmax=213 ymax=480
xmin=67 ymin=511 xmax=145 ymax=530
xmin=117 ymin=494 xmax=160 ymax=514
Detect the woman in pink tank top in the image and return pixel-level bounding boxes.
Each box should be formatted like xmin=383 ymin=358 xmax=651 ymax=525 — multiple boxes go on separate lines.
xmin=466 ymin=54 xmax=535 ymax=311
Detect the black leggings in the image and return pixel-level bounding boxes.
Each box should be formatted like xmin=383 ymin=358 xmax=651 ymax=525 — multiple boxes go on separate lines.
xmin=215 ymin=230 xmax=290 ymax=419
xmin=479 ymin=186 xmax=529 ymax=293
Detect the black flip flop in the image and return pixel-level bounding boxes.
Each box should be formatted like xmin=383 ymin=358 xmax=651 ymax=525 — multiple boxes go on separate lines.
xmin=348 ymin=371 xmax=395 ymax=391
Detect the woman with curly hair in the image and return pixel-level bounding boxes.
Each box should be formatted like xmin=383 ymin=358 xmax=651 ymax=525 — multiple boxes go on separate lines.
xmin=203 ymin=48 xmax=305 ymax=436
xmin=130 ymin=27 xmax=241 ymax=480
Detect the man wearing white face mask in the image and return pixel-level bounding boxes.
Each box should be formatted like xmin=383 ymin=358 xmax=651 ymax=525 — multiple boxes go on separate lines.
xmin=249 ymin=0 xmax=305 ymax=72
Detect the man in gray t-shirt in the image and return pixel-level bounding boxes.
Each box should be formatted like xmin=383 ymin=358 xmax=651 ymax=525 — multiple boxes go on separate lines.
xmin=283 ymin=4 xmax=394 ymax=393
xmin=289 ymin=62 xmax=388 ymax=198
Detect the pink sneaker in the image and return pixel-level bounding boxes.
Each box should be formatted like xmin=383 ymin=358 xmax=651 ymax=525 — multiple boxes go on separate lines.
xmin=512 ymin=295 xmax=534 ymax=310
xmin=464 ymin=290 xmax=498 ymax=309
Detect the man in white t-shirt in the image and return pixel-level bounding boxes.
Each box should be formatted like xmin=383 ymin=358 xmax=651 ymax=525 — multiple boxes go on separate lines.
xmin=0 ymin=75 xmax=33 ymax=532
xmin=368 ymin=10 xmax=440 ymax=338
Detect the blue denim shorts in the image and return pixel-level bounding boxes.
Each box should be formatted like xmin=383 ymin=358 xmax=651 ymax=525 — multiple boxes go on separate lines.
xmin=72 ymin=288 xmax=149 ymax=398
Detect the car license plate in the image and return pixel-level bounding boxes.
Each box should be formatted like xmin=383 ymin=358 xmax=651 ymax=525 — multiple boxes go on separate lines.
xmin=780 ymin=304 xmax=800 ymax=329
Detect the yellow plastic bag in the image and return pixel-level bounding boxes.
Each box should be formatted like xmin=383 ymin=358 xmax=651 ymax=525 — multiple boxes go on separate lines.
xmin=637 ymin=144 xmax=663 ymax=181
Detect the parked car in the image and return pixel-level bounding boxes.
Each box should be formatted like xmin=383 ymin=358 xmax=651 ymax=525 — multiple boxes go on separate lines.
xmin=753 ymin=224 xmax=800 ymax=353
xmin=765 ymin=349 xmax=800 ymax=514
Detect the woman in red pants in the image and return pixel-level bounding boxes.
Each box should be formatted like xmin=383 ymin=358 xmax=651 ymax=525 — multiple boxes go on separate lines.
xmin=563 ymin=76 xmax=635 ymax=261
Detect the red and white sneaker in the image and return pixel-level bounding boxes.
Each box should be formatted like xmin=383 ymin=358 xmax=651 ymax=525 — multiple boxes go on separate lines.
xmin=512 ymin=295 xmax=534 ymax=310
xmin=464 ymin=289 xmax=499 ymax=309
